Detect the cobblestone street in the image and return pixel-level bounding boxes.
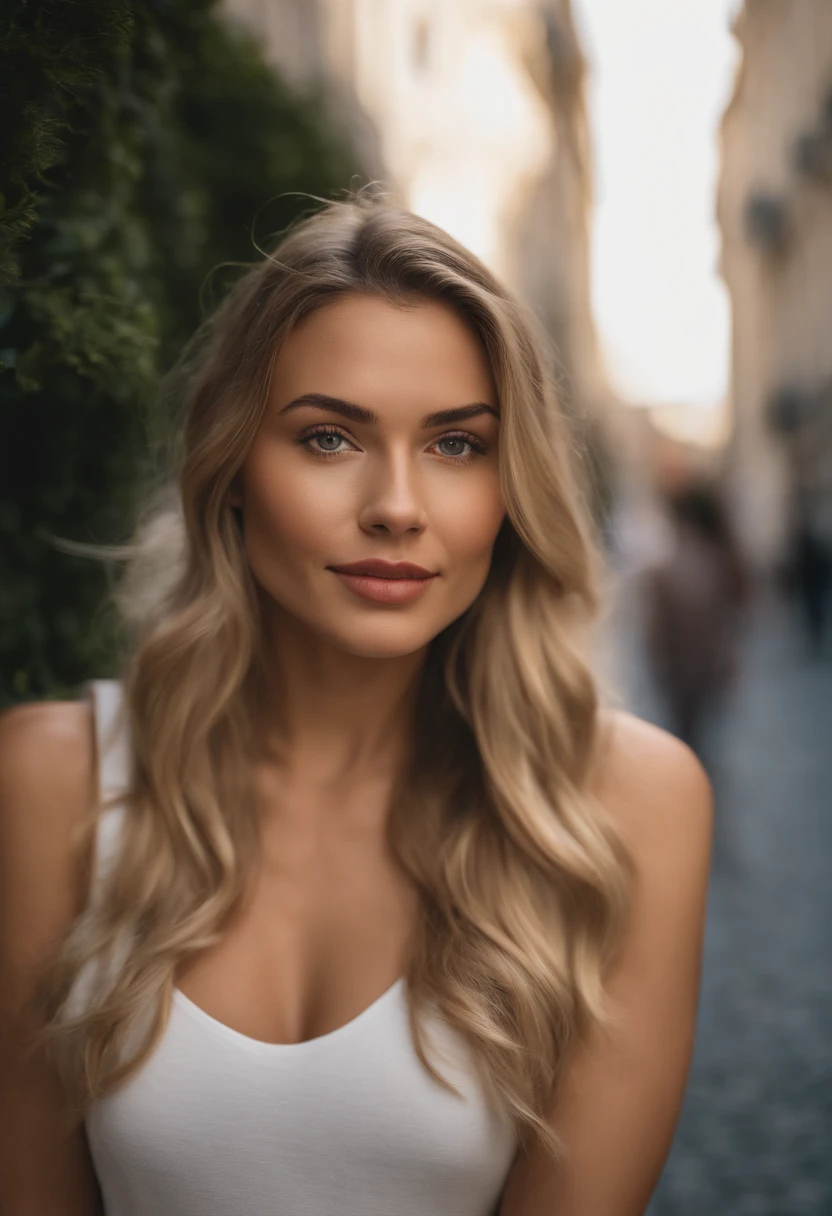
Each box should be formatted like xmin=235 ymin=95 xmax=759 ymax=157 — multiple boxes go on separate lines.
xmin=606 ymin=578 xmax=832 ymax=1215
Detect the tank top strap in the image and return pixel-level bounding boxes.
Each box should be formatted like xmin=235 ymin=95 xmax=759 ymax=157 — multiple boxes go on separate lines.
xmin=87 ymin=679 xmax=130 ymax=800
xmin=63 ymin=682 xmax=132 ymax=1019
xmin=86 ymin=679 xmax=130 ymax=903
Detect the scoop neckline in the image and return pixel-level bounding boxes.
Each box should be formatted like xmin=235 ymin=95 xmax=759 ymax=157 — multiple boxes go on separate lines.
xmin=172 ymin=976 xmax=406 ymax=1053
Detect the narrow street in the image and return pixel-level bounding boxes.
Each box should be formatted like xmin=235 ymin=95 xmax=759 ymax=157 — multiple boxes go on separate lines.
xmin=606 ymin=577 xmax=832 ymax=1215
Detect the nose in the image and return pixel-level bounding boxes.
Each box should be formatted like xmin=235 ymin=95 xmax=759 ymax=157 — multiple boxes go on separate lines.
xmin=357 ymin=448 xmax=428 ymax=537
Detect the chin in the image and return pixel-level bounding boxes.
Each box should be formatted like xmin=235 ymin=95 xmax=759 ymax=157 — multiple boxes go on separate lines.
xmin=313 ymin=591 xmax=481 ymax=659
xmin=321 ymin=620 xmax=439 ymax=660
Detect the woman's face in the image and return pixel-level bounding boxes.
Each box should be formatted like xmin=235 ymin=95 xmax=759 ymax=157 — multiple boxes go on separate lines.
xmin=234 ymin=292 xmax=505 ymax=659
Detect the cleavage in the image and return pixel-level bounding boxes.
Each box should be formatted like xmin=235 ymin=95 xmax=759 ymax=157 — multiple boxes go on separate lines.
xmin=174 ymin=805 xmax=418 ymax=1045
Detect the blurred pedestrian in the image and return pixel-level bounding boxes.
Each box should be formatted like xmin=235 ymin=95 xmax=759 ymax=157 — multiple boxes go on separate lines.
xmin=643 ymin=481 xmax=750 ymax=752
xmin=789 ymin=507 xmax=831 ymax=656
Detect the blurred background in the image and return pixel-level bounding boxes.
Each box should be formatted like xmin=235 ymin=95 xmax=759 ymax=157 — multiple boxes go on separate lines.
xmin=1 ymin=0 xmax=830 ymax=1211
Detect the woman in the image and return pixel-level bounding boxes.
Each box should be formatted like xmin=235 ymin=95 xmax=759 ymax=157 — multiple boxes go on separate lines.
xmin=0 ymin=197 xmax=711 ymax=1215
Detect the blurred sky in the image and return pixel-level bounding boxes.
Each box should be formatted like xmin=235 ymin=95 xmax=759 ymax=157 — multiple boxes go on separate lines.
xmin=576 ymin=0 xmax=742 ymax=412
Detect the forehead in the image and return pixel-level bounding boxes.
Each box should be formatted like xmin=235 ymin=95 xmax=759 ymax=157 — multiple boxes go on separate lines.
xmin=270 ymin=293 xmax=498 ymax=411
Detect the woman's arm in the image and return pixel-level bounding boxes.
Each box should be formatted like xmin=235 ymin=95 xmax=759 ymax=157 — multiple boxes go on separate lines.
xmin=0 ymin=701 xmax=104 ymax=1215
xmin=500 ymin=712 xmax=713 ymax=1216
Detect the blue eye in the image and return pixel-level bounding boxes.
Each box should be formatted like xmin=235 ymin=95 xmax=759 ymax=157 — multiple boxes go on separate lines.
xmin=298 ymin=425 xmax=487 ymax=463
xmin=437 ymin=436 xmax=470 ymax=458
xmin=299 ymin=426 xmax=353 ymax=458
xmin=313 ymin=432 xmax=344 ymax=452
xmin=433 ymin=432 xmax=487 ymax=463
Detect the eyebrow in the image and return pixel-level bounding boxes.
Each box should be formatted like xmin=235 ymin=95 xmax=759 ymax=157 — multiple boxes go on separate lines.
xmin=279 ymin=392 xmax=500 ymax=428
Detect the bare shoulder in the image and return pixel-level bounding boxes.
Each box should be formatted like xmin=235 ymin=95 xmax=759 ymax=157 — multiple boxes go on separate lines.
xmin=593 ymin=709 xmax=713 ymax=859
xmin=0 ymin=704 xmax=105 ymax=1208
xmin=0 ymin=700 xmax=96 ymax=940
xmin=0 ymin=699 xmax=94 ymax=822
xmin=0 ymin=698 xmax=93 ymax=755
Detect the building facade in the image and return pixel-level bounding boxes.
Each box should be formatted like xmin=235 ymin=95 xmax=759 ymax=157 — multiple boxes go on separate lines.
xmin=718 ymin=0 xmax=832 ymax=568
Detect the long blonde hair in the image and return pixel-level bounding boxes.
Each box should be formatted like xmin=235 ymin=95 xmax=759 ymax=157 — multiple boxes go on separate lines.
xmin=32 ymin=192 xmax=632 ymax=1155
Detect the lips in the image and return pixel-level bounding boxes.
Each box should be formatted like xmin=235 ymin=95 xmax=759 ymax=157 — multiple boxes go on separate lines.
xmin=327 ymin=559 xmax=438 ymax=604
xmin=327 ymin=560 xmax=436 ymax=580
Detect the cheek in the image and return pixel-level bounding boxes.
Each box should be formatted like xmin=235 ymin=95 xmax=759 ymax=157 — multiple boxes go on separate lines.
xmin=436 ymin=474 xmax=505 ymax=571
xmin=242 ymin=449 xmax=349 ymax=558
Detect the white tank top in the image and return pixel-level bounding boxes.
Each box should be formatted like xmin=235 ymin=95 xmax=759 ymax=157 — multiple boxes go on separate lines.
xmin=80 ymin=680 xmax=518 ymax=1216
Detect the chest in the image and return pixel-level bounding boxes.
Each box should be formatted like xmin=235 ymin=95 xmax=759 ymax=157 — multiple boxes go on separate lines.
xmin=86 ymin=978 xmax=517 ymax=1216
xmin=175 ymin=776 xmax=419 ymax=1045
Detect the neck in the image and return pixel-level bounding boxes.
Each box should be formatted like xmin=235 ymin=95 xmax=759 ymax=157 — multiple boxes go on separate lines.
xmin=255 ymin=602 xmax=428 ymax=788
